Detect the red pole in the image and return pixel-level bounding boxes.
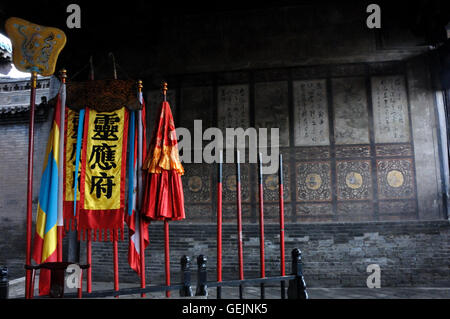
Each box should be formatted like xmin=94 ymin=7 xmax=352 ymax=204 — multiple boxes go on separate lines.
xmin=57 ymin=69 xmax=67 ymax=263
xmin=78 ymin=269 xmax=83 ymax=298
xmin=236 ymin=150 xmax=244 ymax=299
xmin=217 ymin=150 xmax=223 ymax=298
xmin=86 ymin=57 xmax=94 ymax=293
xmin=113 ymin=232 xmax=119 ymax=297
xmin=137 ymin=82 xmax=146 ymax=297
xmin=57 ymin=227 xmax=63 ymax=262
xmin=279 ymin=154 xmax=286 ymax=299
xmin=162 ymin=83 xmax=171 ymax=298
xmin=30 ymin=269 xmax=36 ymax=298
xmin=164 ymin=220 xmax=171 ymax=297
xmin=25 ymin=71 xmax=37 ymax=299
xmin=258 ymin=153 xmax=266 ymax=299
xmin=258 ymin=153 xmax=265 ymax=278
xmin=86 ymin=231 xmax=92 ymax=293
xmin=139 ymin=218 xmax=146 ymax=297
xmin=108 ymin=57 xmax=120 ymax=297
xmin=279 ymin=154 xmax=285 ymax=277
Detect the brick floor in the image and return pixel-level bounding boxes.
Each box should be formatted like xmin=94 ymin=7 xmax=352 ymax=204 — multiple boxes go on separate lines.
xmin=7 ymin=277 xmax=450 ymax=299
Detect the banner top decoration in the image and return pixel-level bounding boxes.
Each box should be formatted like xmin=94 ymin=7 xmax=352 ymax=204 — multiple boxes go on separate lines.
xmin=66 ymin=80 xmax=141 ymax=112
xmin=5 ymin=17 xmax=66 ymax=76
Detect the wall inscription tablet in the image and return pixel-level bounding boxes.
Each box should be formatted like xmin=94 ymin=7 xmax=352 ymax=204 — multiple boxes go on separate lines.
xmin=332 ymin=77 xmax=369 ymax=144
xmin=218 ymin=84 xmax=250 ymax=130
xmin=293 ymin=79 xmax=330 ymax=146
xmin=255 ymin=81 xmax=289 ymax=146
xmin=371 ymin=76 xmax=410 ymax=143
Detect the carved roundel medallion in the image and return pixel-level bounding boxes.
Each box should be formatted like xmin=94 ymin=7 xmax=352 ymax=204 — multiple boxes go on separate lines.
xmin=345 ymin=172 xmax=363 ymax=189
xmin=188 ymin=176 xmax=203 ymax=193
xmin=226 ymin=175 xmax=237 ymax=192
xmin=264 ymin=175 xmax=278 ymax=191
xmin=336 ymin=160 xmax=372 ymax=200
xmin=305 ymin=173 xmax=322 ymax=190
xmin=296 ymin=162 xmax=331 ymax=201
xmin=386 ymin=170 xmax=404 ymax=188
xmin=377 ymin=159 xmax=414 ymax=199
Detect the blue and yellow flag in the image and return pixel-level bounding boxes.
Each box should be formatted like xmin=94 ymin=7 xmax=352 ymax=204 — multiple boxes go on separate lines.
xmin=32 ymin=92 xmax=62 ymax=295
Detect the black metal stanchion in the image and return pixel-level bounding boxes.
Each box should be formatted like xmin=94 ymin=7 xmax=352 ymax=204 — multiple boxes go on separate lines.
xmin=0 ymin=267 xmax=8 ymax=299
xmin=195 ymin=255 xmax=208 ymax=297
xmin=287 ymin=248 xmax=308 ymax=299
xmin=180 ymin=256 xmax=193 ymax=297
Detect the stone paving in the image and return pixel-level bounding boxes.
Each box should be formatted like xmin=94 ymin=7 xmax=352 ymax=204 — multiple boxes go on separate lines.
xmin=6 ymin=277 xmax=450 ymax=299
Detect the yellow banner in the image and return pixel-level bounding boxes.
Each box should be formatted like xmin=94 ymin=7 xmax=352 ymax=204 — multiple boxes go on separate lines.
xmin=65 ymin=108 xmax=81 ymax=202
xmin=83 ymin=108 xmax=127 ymax=211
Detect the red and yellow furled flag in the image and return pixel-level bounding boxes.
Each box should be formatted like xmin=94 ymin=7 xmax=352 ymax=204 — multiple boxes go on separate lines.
xmin=142 ymin=99 xmax=185 ymax=221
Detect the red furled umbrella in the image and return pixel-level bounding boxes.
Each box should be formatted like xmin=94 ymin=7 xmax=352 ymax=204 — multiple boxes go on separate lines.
xmin=141 ymin=82 xmax=185 ymax=296
xmin=142 ymin=83 xmax=185 ymax=220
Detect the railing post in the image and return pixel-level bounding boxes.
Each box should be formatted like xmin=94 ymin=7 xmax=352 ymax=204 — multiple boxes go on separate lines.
xmin=0 ymin=266 xmax=8 ymax=299
xmin=287 ymin=248 xmax=308 ymax=299
xmin=179 ymin=255 xmax=193 ymax=297
xmin=195 ymin=255 xmax=208 ymax=297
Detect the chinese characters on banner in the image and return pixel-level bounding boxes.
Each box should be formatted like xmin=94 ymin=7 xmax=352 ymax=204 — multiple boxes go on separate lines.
xmin=79 ymin=107 xmax=129 ymax=241
xmin=63 ymin=108 xmax=81 ymax=229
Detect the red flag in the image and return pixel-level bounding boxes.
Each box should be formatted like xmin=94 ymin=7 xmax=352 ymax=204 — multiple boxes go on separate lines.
xmin=142 ymin=101 xmax=185 ymax=221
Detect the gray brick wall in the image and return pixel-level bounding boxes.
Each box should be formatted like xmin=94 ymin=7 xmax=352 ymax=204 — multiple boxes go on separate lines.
xmin=0 ymin=110 xmax=52 ymax=279
xmin=82 ymin=220 xmax=450 ymax=288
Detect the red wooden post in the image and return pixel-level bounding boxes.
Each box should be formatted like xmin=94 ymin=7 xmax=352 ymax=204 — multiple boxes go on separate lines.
xmin=57 ymin=69 xmax=67 ymax=263
xmin=236 ymin=150 xmax=244 ymax=298
xmin=78 ymin=269 xmax=83 ymax=298
xmin=279 ymin=154 xmax=286 ymax=299
xmin=164 ymin=220 xmax=171 ymax=297
xmin=113 ymin=232 xmax=119 ymax=298
xmin=279 ymin=154 xmax=285 ymax=277
xmin=217 ymin=150 xmax=223 ymax=298
xmin=258 ymin=153 xmax=265 ymax=278
xmin=86 ymin=58 xmax=95 ymax=293
xmin=258 ymin=153 xmax=266 ymax=299
xmin=86 ymin=237 xmax=92 ymax=294
xmin=30 ymin=269 xmax=36 ymax=299
xmin=57 ymin=228 xmax=64 ymax=262
xmin=25 ymin=71 xmax=37 ymax=299
xmin=137 ymin=81 xmax=146 ymax=297
xmin=139 ymin=218 xmax=146 ymax=296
